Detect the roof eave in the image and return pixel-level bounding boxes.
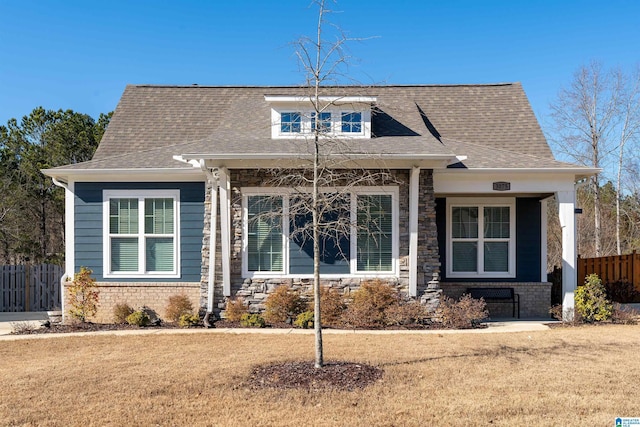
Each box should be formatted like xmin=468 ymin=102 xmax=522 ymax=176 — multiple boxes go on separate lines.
xmin=41 ymin=167 xmax=205 ymax=182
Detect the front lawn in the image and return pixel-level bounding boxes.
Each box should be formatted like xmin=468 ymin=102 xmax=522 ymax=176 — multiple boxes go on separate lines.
xmin=1 ymin=326 xmax=639 ymax=426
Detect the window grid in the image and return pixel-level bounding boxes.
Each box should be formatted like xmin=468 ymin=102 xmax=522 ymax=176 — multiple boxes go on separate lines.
xmin=280 ymin=112 xmax=301 ymax=133
xmin=311 ymin=112 xmax=332 ymax=133
xmin=341 ymin=112 xmax=362 ymax=133
xmin=449 ymin=203 xmax=512 ymax=276
xmin=244 ymin=188 xmax=397 ymax=277
xmin=105 ymin=191 xmax=179 ymax=277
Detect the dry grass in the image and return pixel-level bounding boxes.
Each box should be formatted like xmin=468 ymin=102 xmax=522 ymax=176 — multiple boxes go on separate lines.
xmin=1 ymin=326 xmax=640 ymax=426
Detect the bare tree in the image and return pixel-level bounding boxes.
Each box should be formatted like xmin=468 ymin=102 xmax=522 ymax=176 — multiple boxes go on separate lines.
xmin=550 ymin=62 xmax=621 ymax=257
xmin=613 ymin=66 xmax=640 ymax=254
xmin=253 ymin=0 xmax=387 ymax=368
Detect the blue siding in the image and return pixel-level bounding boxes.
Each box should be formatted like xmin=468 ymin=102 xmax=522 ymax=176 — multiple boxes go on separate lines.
xmin=74 ymin=182 xmax=205 ymax=282
xmin=436 ymin=197 xmax=542 ymax=283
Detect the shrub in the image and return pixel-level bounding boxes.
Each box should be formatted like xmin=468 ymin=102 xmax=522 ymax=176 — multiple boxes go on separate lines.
xmin=575 ymin=274 xmax=613 ymax=323
xmin=384 ymin=299 xmax=429 ymax=326
xmin=264 ymin=286 xmax=306 ymax=324
xmin=224 ymin=297 xmax=249 ymax=322
xmin=436 ymin=294 xmax=488 ymax=329
xmin=294 ymin=310 xmax=315 ymax=329
xmin=604 ymin=280 xmax=640 ymax=303
xmin=10 ymin=321 xmax=39 ymax=334
xmin=341 ymin=280 xmax=401 ymax=328
xmin=112 ymin=303 xmax=134 ymax=324
xmin=165 ymin=294 xmax=194 ymax=323
xmin=67 ymin=267 xmax=99 ymax=323
xmin=178 ymin=313 xmax=200 ymax=328
xmin=318 ymin=286 xmax=346 ymax=327
xmin=611 ymin=303 xmax=638 ymax=325
xmin=126 ymin=310 xmax=150 ymax=327
xmin=240 ymin=313 xmax=266 ymax=328
xmin=549 ymin=304 xmax=581 ymax=324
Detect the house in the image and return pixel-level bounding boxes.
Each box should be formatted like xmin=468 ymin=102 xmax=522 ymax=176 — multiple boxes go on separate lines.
xmin=43 ymin=83 xmax=597 ymax=322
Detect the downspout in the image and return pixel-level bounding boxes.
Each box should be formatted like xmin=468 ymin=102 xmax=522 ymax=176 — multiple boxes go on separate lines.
xmin=51 ymin=178 xmax=70 ymax=321
xmin=200 ymin=160 xmax=218 ymax=328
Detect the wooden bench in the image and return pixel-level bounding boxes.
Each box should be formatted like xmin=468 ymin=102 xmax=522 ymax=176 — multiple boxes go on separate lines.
xmin=467 ymin=287 xmax=520 ymax=318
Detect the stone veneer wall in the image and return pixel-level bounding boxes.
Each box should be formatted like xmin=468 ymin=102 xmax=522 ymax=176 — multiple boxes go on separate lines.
xmin=64 ymin=282 xmax=201 ymax=323
xmin=199 ymin=169 xmax=441 ymax=316
xmin=441 ymin=282 xmax=552 ymax=319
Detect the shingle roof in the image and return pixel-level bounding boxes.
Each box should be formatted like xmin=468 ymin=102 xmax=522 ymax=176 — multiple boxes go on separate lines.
xmin=52 ymin=83 xmax=570 ymax=172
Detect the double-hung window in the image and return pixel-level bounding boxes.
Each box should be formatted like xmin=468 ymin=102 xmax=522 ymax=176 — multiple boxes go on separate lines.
xmin=447 ymin=198 xmax=515 ymax=278
xmin=104 ymin=190 xmax=180 ymax=278
xmin=243 ymin=187 xmax=397 ymax=277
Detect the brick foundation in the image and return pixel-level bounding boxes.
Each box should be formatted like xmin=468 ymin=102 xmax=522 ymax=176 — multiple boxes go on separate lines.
xmin=441 ymin=282 xmax=552 ymax=319
xmin=64 ymin=282 xmax=201 ymax=323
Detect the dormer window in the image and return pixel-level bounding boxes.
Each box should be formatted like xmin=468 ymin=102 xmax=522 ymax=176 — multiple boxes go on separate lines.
xmin=312 ymin=112 xmax=332 ymax=133
xmin=341 ymin=112 xmax=362 ymax=133
xmin=265 ymin=95 xmax=376 ymax=140
xmin=281 ymin=112 xmax=301 ymax=133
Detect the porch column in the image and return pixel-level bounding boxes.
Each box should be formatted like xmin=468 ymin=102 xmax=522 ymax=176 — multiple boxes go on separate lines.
xmin=556 ymin=190 xmax=576 ymax=320
xmin=540 ymin=197 xmax=548 ymax=282
xmin=208 ymin=179 xmax=218 ymax=311
xmin=219 ymin=167 xmax=232 ymax=297
xmin=408 ymin=166 xmax=420 ymax=297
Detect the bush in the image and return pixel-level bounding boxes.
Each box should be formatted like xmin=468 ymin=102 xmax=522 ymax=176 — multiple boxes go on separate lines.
xmin=126 ymin=310 xmax=150 ymax=327
xmin=178 ymin=313 xmax=200 ymax=328
xmin=264 ymin=286 xmax=306 ymax=324
xmin=10 ymin=321 xmax=39 ymax=334
xmin=384 ymin=299 xmax=429 ymax=326
xmin=549 ymin=304 xmax=581 ymax=324
xmin=224 ymin=297 xmax=249 ymax=322
xmin=611 ymin=303 xmax=638 ymax=325
xmin=341 ymin=280 xmax=401 ymax=328
xmin=240 ymin=313 xmax=266 ymax=328
xmin=68 ymin=267 xmax=99 ymax=323
xmin=318 ymin=286 xmax=346 ymax=327
xmin=575 ymin=274 xmax=613 ymax=323
xmin=294 ymin=310 xmax=314 ymax=329
xmin=112 ymin=303 xmax=134 ymax=324
xmin=436 ymin=294 xmax=488 ymax=329
xmin=165 ymin=294 xmax=194 ymax=323
xmin=604 ymin=280 xmax=640 ymax=303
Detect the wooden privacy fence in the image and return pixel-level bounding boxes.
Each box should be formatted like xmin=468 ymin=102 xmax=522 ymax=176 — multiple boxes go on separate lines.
xmin=1 ymin=264 xmax=64 ymax=312
xmin=577 ymin=251 xmax=640 ymax=290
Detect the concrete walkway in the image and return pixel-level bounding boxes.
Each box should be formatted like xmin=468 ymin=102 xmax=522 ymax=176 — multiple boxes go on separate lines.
xmin=0 ymin=312 xmax=554 ymax=341
xmin=0 ymin=312 xmax=49 ymax=336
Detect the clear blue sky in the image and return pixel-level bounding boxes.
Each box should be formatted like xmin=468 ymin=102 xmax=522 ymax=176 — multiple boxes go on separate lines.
xmin=1 ymin=0 xmax=638 ymax=133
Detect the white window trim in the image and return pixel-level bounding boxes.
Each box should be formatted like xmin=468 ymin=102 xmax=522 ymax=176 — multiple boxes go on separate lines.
xmin=103 ymin=189 xmax=181 ymax=279
xmin=446 ymin=197 xmax=516 ymax=279
xmin=241 ymin=186 xmax=399 ymax=279
xmin=270 ymin=107 xmax=372 ymax=139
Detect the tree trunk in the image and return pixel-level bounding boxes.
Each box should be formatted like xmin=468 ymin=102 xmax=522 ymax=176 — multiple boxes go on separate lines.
xmin=313 ymin=132 xmax=323 ymax=369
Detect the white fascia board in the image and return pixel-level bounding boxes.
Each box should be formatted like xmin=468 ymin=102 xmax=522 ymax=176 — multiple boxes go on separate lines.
xmin=437 ymin=167 xmax=601 ymax=181
xmin=41 ymin=168 xmax=206 ymax=182
xmin=264 ymin=95 xmax=377 ymax=104
xmin=188 ymin=154 xmax=460 ymax=170
xmin=434 ymin=170 xmax=587 ymax=194
xmin=183 ymin=153 xmax=459 ymax=162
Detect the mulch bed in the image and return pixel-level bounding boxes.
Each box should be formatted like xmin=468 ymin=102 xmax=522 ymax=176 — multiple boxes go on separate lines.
xmin=11 ymin=321 xmax=182 ymax=334
xmin=247 ymin=360 xmax=384 ymax=391
xmin=12 ymin=318 xmax=487 ymax=334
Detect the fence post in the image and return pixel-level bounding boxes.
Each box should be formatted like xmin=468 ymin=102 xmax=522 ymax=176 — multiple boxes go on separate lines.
xmin=25 ymin=264 xmax=31 ymax=311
